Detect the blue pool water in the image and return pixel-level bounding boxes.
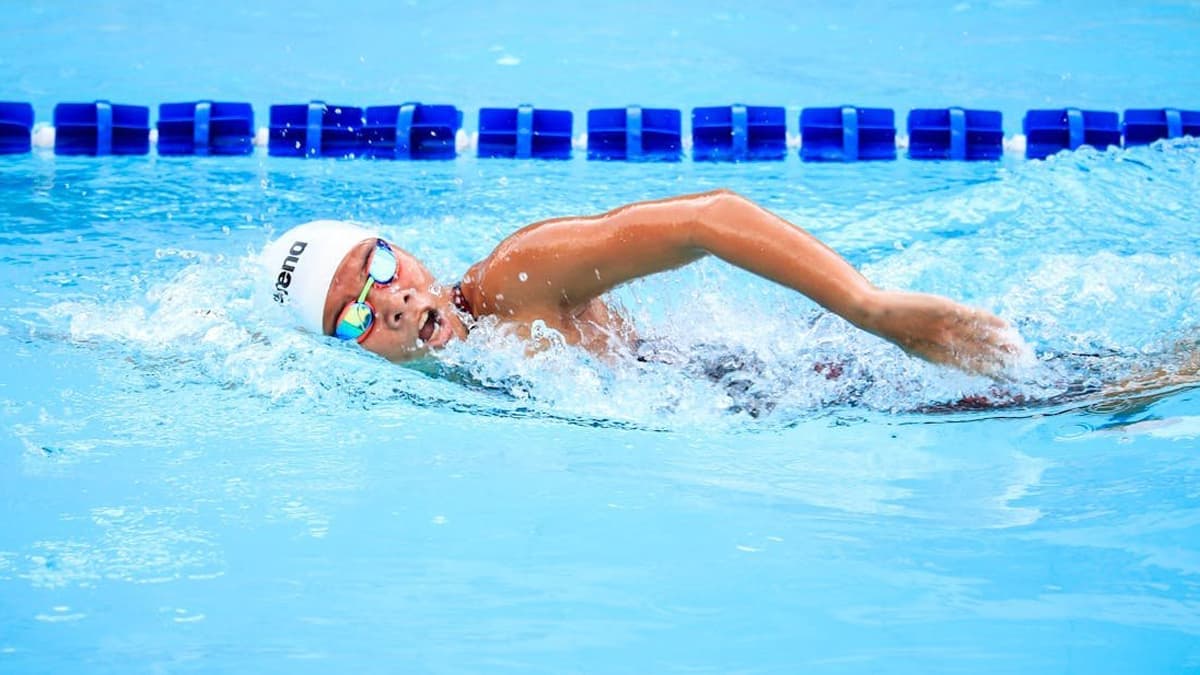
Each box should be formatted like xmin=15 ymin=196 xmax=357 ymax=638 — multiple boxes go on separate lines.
xmin=3 ymin=2 xmax=1200 ymax=673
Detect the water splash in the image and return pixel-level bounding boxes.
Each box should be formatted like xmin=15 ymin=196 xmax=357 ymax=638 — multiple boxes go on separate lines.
xmin=20 ymin=140 xmax=1200 ymax=430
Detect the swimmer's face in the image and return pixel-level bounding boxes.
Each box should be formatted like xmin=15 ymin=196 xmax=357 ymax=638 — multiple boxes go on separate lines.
xmin=322 ymin=238 xmax=468 ymax=362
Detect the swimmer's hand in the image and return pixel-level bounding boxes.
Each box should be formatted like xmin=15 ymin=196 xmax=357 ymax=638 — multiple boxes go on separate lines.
xmin=860 ymin=290 xmax=1029 ymax=379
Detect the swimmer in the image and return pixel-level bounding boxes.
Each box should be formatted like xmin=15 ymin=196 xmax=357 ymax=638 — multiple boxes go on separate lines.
xmin=260 ymin=189 xmax=1025 ymax=378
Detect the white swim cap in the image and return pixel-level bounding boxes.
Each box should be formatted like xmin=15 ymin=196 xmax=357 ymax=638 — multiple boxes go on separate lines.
xmin=260 ymin=220 xmax=380 ymax=333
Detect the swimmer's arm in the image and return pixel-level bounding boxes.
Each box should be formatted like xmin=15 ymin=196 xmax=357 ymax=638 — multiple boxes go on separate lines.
xmin=468 ymin=189 xmax=867 ymax=312
xmin=679 ymin=191 xmax=1023 ymax=375
xmin=471 ymin=189 xmax=883 ymax=323
xmin=468 ymin=189 xmax=1020 ymax=375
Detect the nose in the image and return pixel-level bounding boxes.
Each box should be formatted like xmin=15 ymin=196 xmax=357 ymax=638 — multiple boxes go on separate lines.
xmin=372 ymin=285 xmax=434 ymax=331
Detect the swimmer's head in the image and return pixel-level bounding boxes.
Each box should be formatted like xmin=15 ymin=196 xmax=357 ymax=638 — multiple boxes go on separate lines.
xmin=261 ymin=220 xmax=379 ymax=333
xmin=261 ymin=220 xmax=467 ymax=362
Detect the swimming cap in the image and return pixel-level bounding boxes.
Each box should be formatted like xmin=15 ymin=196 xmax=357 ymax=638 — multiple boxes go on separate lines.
xmin=260 ymin=220 xmax=380 ymax=334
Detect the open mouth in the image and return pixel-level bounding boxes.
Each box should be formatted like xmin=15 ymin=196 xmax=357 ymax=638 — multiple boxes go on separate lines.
xmin=418 ymin=309 xmax=440 ymax=343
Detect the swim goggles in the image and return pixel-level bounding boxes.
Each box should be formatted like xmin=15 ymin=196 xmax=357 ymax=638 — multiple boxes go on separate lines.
xmin=333 ymin=239 xmax=398 ymax=343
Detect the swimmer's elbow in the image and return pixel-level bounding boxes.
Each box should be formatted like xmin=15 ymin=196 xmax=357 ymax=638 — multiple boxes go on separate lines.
xmin=691 ymin=188 xmax=753 ymax=248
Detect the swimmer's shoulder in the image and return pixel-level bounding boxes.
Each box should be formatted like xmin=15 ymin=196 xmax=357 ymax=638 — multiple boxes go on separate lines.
xmin=457 ymin=259 xmax=489 ymax=316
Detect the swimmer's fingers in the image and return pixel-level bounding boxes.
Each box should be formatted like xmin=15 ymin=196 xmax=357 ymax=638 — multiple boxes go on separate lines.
xmin=945 ymin=312 xmax=1032 ymax=381
xmin=868 ymin=292 xmax=1029 ymax=381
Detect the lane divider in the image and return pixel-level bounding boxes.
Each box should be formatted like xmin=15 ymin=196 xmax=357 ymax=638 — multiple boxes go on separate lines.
xmin=6 ymin=100 xmax=1198 ymax=161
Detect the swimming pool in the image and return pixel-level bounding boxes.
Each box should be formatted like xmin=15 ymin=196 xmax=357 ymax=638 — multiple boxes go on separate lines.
xmin=3 ymin=1 xmax=1200 ymax=672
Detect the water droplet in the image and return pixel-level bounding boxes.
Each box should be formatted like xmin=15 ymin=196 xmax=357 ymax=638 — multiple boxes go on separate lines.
xmin=518 ymin=272 xmax=528 ymax=282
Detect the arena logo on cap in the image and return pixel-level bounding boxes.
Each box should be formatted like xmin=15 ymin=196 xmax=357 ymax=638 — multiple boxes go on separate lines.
xmin=273 ymin=241 xmax=308 ymax=304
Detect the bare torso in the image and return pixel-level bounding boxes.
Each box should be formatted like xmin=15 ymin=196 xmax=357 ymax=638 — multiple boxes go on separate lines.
xmin=459 ymin=264 xmax=635 ymax=354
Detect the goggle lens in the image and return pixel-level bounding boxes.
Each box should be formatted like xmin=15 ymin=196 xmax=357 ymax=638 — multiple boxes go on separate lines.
xmin=334 ymin=302 xmax=374 ymax=342
xmin=368 ymin=243 xmax=398 ymax=284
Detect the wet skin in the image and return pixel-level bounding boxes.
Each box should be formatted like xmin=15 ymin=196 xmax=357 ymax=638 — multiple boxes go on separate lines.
xmin=321 ymin=237 xmax=635 ymax=362
xmin=321 ymin=238 xmax=468 ymax=362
